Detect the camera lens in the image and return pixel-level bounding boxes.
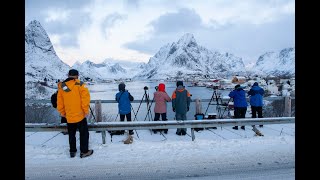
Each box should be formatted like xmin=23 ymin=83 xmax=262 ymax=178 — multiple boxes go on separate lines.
xmin=144 ymin=86 xmax=148 ymax=90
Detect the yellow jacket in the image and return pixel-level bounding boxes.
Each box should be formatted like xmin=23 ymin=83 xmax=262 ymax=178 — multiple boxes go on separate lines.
xmin=57 ymin=78 xmax=90 ymax=123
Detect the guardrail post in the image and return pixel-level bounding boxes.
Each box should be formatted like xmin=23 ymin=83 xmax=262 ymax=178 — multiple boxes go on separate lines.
xmin=284 ymin=96 xmax=291 ymax=117
xmin=191 ymin=128 xmax=195 ymax=141
xmin=191 ymin=98 xmax=202 ymax=141
xmin=95 ymin=100 xmax=106 ymax=144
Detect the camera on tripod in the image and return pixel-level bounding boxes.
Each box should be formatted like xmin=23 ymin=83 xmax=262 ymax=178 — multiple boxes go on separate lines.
xmin=144 ymin=86 xmax=148 ymax=91
xmin=212 ymin=85 xmax=219 ymax=90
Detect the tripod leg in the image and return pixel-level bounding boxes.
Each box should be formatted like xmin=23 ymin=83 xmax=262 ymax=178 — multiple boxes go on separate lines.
xmin=133 ymin=93 xmax=146 ymax=121
xmin=204 ymin=91 xmax=215 ymax=116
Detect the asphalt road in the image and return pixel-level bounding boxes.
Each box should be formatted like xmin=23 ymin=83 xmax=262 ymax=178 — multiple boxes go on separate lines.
xmin=26 ymin=153 xmax=294 ymax=180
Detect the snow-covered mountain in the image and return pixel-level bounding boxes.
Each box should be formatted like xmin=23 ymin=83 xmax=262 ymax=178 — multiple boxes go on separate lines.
xmin=25 ymin=20 xmax=295 ymax=85
xmin=25 ymin=20 xmax=70 ymax=82
xmin=71 ymin=59 xmax=146 ymax=81
xmin=249 ymin=47 xmax=295 ymax=77
xmin=135 ymin=33 xmax=247 ymax=79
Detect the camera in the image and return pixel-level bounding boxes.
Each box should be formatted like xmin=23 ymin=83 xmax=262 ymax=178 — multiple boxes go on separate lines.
xmin=155 ymin=86 xmax=158 ymax=91
xmin=144 ymin=86 xmax=148 ymax=90
xmin=213 ymin=86 xmax=219 ymax=90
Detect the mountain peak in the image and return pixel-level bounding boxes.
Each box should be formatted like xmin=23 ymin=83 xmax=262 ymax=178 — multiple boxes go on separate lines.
xmin=177 ymin=33 xmax=197 ymax=47
xmin=25 ymin=20 xmax=56 ymax=55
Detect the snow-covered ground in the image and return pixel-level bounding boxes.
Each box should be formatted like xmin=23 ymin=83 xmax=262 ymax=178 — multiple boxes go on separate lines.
xmin=25 ymin=123 xmax=295 ymax=180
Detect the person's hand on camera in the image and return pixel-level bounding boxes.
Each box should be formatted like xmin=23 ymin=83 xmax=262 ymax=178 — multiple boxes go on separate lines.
xmin=173 ymin=107 xmax=175 ymax=112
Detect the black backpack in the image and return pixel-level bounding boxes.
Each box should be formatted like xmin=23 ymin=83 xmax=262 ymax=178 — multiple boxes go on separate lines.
xmin=51 ymin=91 xmax=58 ymax=108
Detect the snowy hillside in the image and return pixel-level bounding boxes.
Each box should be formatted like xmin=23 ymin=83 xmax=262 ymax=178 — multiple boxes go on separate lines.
xmin=72 ymin=59 xmax=146 ymax=81
xmin=248 ymin=47 xmax=295 ymax=77
xmin=135 ymin=33 xmax=247 ymax=79
xmin=25 ymin=20 xmax=70 ymax=82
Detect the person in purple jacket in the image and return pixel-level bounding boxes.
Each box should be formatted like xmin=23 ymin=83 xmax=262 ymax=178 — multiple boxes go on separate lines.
xmin=153 ymin=83 xmax=171 ymax=134
xmin=229 ymin=84 xmax=248 ymax=130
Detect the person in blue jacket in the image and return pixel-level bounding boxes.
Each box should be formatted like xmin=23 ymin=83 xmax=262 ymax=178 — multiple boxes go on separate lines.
xmin=115 ymin=82 xmax=134 ymax=135
xmin=229 ymin=84 xmax=248 ymax=130
xmin=248 ymin=82 xmax=265 ymax=127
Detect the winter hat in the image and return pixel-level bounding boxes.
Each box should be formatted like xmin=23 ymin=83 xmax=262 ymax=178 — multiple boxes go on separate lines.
xmin=253 ymin=82 xmax=258 ymax=86
xmin=234 ymin=84 xmax=240 ymax=89
xmin=158 ymin=83 xmax=165 ymax=92
xmin=118 ymin=83 xmax=126 ymax=91
xmin=68 ymin=69 xmax=79 ymax=76
xmin=176 ymin=81 xmax=183 ymax=87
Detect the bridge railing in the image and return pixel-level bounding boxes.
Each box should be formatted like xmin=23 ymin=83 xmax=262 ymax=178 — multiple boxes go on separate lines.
xmin=25 ymin=117 xmax=295 ymax=143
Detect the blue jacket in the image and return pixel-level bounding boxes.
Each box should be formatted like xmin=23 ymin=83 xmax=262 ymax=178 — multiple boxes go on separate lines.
xmin=248 ymin=85 xmax=264 ymax=107
xmin=228 ymin=87 xmax=248 ymax=108
xmin=115 ymin=90 xmax=133 ymax=115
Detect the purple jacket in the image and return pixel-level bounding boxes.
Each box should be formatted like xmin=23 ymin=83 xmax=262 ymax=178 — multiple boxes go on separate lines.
xmin=154 ymin=91 xmax=171 ymax=113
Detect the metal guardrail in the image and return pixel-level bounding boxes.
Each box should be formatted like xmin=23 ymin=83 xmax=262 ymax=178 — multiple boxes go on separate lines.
xmin=25 ymin=117 xmax=295 ymax=143
xmin=25 ymin=96 xmax=290 ymax=104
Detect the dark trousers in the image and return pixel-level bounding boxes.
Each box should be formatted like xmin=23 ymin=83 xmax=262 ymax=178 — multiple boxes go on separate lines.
xmin=251 ymin=106 xmax=263 ymax=127
xmin=67 ymin=118 xmax=89 ymax=153
xmin=251 ymin=106 xmax=263 ymax=118
xmin=120 ymin=112 xmax=133 ymax=134
xmin=176 ymin=113 xmax=187 ymax=133
xmin=154 ymin=113 xmax=168 ymax=132
xmin=234 ymin=107 xmax=247 ymax=118
xmin=234 ymin=107 xmax=247 ymax=128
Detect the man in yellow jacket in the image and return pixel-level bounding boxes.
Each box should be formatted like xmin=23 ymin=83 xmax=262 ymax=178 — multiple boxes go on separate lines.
xmin=57 ymin=69 xmax=93 ymax=158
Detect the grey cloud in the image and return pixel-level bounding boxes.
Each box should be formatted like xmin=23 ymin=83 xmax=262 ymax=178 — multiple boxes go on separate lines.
xmin=124 ymin=0 xmax=140 ymax=9
xmin=44 ymin=11 xmax=91 ymax=48
xmin=197 ymin=15 xmax=295 ymax=63
xmin=26 ymin=0 xmax=91 ymax=48
xmin=101 ymin=13 xmax=127 ymax=37
xmin=125 ymin=14 xmax=294 ymax=64
xmin=123 ymin=8 xmax=205 ymax=54
xmin=149 ymin=8 xmax=203 ymax=34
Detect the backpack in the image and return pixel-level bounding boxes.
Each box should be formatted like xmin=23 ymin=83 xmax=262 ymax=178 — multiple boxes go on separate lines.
xmin=51 ymin=91 xmax=58 ymax=108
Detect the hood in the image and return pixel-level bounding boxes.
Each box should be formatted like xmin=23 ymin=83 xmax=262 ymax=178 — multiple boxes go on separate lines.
xmin=158 ymin=83 xmax=165 ymax=92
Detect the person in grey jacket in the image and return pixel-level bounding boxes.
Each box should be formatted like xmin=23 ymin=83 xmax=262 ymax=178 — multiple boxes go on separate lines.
xmin=171 ymin=81 xmax=191 ymax=135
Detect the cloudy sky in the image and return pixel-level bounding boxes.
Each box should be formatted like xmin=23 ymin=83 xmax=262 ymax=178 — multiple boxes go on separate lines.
xmin=25 ymin=0 xmax=295 ymax=67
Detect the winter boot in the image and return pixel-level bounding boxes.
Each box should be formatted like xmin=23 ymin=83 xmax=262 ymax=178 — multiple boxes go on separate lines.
xmin=129 ymin=130 xmax=134 ymax=135
xmin=80 ymin=150 xmax=93 ymax=158
xmin=164 ymin=129 xmax=168 ymax=134
xmin=241 ymin=126 xmax=245 ymax=130
xmin=123 ymin=135 xmax=133 ymax=144
xmin=259 ymin=125 xmax=263 ymax=128
xmin=70 ymin=152 xmax=76 ymax=158
xmin=232 ymin=126 xmax=238 ymax=130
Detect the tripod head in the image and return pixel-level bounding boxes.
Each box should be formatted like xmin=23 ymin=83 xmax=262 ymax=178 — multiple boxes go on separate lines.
xmin=143 ymin=86 xmax=148 ymax=91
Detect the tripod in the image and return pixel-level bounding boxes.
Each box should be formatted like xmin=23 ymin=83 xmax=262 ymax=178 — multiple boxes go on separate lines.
xmin=204 ymin=88 xmax=224 ymax=117
xmin=133 ymin=86 xmax=154 ymax=122
xmin=220 ymin=97 xmax=233 ymax=118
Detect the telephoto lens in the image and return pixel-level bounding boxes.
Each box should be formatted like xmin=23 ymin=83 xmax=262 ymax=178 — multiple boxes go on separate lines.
xmin=144 ymin=86 xmax=148 ymax=90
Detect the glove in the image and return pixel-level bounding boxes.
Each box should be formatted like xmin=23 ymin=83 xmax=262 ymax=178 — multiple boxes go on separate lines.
xmin=173 ymin=108 xmax=175 ymax=112
xmin=187 ymin=107 xmax=189 ymax=111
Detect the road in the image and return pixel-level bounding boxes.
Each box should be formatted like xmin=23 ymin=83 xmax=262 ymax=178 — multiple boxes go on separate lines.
xmin=25 ymin=124 xmax=295 ymax=180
